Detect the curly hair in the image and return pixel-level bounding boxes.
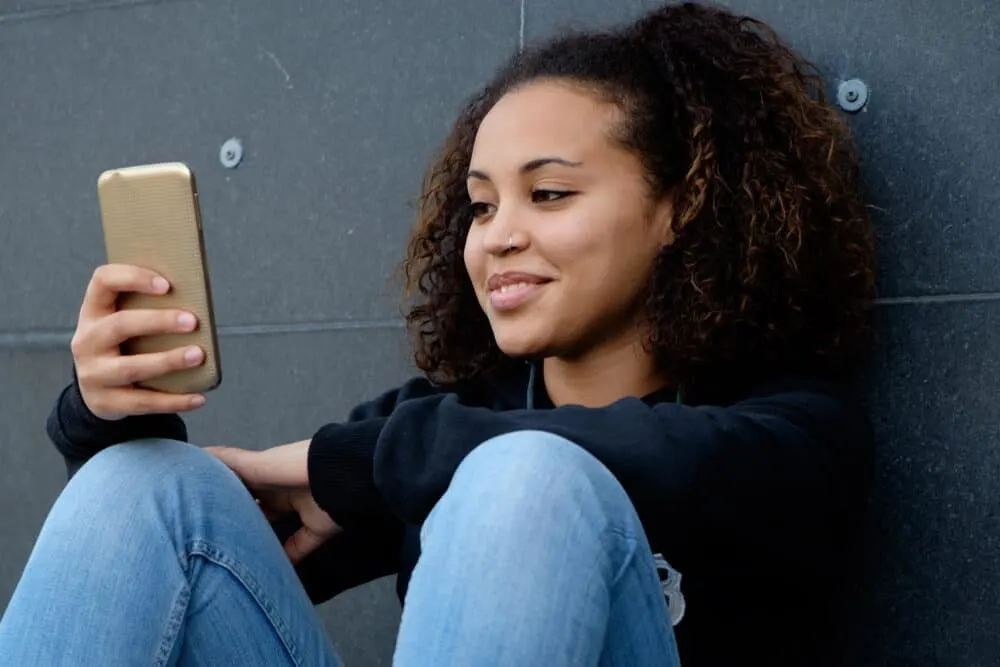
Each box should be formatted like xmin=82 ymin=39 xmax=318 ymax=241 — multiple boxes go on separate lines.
xmin=403 ymin=1 xmax=876 ymax=398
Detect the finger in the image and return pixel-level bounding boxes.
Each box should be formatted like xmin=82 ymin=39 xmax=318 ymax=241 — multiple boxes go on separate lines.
xmin=89 ymin=344 xmax=204 ymax=388
xmin=204 ymin=446 xmax=267 ymax=489
xmin=284 ymin=526 xmax=330 ymax=565
xmin=91 ymin=308 xmax=198 ymax=350
xmin=80 ymin=264 xmax=170 ymax=322
xmin=85 ymin=386 xmax=205 ymax=418
xmin=205 ymin=446 xmax=268 ymax=501
xmin=212 ymin=442 xmax=308 ymax=489
xmin=203 ymin=446 xmax=245 ymax=474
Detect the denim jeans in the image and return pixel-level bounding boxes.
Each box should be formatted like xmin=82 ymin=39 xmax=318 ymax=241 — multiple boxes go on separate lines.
xmin=0 ymin=432 xmax=680 ymax=666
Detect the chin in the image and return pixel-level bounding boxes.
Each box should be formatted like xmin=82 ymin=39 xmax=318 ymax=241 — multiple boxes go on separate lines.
xmin=492 ymin=327 xmax=548 ymax=360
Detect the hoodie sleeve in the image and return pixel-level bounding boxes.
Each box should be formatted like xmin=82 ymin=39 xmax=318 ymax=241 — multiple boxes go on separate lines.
xmin=306 ymin=376 xmax=446 ymax=531
xmin=46 ymin=370 xmax=189 ymax=478
xmin=370 ymin=376 xmax=873 ymax=574
xmin=292 ymin=375 xmax=445 ymax=604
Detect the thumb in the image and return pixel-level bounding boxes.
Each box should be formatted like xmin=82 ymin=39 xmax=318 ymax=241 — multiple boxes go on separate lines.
xmin=284 ymin=526 xmax=329 ymax=565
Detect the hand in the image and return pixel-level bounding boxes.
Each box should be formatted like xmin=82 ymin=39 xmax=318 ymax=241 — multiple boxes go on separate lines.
xmin=72 ymin=264 xmax=208 ymax=420
xmin=205 ymin=441 xmax=341 ymax=565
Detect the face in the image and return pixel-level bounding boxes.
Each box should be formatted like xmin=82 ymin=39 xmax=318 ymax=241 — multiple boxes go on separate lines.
xmin=464 ymin=80 xmax=674 ymax=360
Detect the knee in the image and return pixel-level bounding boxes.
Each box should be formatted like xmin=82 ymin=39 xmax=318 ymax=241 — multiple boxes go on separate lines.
xmin=434 ymin=430 xmax=636 ymax=535
xmin=63 ymin=439 xmax=242 ymax=514
xmin=455 ymin=431 xmax=617 ymax=491
xmin=456 ymin=430 xmax=610 ymax=489
xmin=80 ymin=438 xmax=224 ymax=485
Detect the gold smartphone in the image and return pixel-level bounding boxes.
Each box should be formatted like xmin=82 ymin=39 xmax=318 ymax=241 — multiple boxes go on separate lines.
xmin=97 ymin=162 xmax=222 ymax=394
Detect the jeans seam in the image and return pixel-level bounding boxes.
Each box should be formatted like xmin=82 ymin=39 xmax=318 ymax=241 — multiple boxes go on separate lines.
xmin=603 ymin=527 xmax=641 ymax=589
xmin=153 ymin=584 xmax=190 ymax=667
xmin=186 ymin=538 xmax=305 ymax=667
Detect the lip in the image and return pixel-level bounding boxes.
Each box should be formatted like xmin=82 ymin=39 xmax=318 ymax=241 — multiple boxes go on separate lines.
xmin=486 ymin=272 xmax=552 ymax=312
xmin=487 ymin=271 xmax=552 ymax=291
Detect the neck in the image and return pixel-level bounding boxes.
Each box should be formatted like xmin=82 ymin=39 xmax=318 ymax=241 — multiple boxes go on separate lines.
xmin=542 ymin=336 xmax=668 ymax=408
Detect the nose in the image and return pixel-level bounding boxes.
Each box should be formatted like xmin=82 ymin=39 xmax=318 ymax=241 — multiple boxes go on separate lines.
xmin=480 ymin=203 xmax=526 ymax=256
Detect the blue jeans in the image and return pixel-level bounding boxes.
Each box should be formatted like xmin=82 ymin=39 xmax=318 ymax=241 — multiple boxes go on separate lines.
xmin=0 ymin=432 xmax=679 ymax=666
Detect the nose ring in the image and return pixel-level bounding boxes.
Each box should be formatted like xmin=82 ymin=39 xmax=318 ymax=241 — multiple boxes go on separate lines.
xmin=507 ymin=234 xmax=514 ymax=252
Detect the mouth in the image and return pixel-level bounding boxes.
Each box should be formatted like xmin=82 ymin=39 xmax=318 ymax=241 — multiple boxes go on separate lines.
xmin=493 ymin=281 xmax=538 ymax=294
xmin=487 ymin=272 xmax=552 ymax=291
xmin=486 ymin=273 xmax=552 ymax=312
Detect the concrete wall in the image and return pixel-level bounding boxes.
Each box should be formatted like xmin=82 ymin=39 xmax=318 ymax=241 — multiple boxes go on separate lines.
xmin=1 ymin=1 xmax=997 ymax=664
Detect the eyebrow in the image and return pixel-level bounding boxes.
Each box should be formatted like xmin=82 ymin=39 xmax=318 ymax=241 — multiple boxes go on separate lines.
xmin=467 ymin=157 xmax=584 ymax=181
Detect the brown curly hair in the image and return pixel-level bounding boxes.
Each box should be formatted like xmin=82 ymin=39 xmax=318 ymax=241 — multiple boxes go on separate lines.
xmin=403 ymin=1 xmax=876 ymax=398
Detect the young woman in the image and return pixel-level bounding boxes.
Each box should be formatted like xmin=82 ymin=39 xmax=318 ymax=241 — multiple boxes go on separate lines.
xmin=0 ymin=2 xmax=876 ymax=665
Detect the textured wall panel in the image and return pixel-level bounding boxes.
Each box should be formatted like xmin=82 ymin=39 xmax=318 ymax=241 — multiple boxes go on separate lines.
xmin=844 ymin=302 xmax=1000 ymax=667
xmin=0 ymin=0 xmax=518 ymax=331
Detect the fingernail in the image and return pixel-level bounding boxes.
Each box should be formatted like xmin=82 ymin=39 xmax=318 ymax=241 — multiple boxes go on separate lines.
xmin=190 ymin=394 xmax=206 ymax=407
xmin=152 ymin=277 xmax=170 ymax=293
xmin=184 ymin=347 xmax=204 ymax=365
xmin=178 ymin=313 xmax=197 ymax=329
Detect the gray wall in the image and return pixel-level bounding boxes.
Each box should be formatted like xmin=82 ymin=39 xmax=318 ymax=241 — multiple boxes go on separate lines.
xmin=1 ymin=1 xmax=997 ymax=665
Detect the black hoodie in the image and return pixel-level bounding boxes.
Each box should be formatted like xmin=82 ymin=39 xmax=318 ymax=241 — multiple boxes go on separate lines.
xmin=46 ymin=364 xmax=873 ymax=665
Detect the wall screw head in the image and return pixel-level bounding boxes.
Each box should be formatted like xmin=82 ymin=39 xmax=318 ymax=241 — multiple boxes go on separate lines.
xmin=837 ymin=79 xmax=869 ymax=113
xmin=219 ymin=138 xmax=243 ymax=168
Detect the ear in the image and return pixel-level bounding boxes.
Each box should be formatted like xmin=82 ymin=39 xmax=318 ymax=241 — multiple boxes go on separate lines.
xmin=650 ymin=193 xmax=677 ymax=247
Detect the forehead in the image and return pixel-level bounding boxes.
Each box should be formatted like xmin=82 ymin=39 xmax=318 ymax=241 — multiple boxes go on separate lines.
xmin=470 ymin=81 xmax=621 ymax=169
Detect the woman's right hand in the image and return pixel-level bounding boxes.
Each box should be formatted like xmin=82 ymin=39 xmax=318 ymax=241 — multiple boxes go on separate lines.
xmin=71 ymin=264 xmax=208 ymax=421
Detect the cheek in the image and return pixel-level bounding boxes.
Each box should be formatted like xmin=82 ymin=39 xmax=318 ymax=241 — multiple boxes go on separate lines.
xmin=544 ymin=220 xmax=613 ymax=279
xmin=551 ymin=217 xmax=654 ymax=298
xmin=463 ymin=230 xmax=485 ymax=284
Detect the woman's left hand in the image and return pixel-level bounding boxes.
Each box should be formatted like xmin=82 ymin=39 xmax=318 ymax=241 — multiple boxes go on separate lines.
xmin=205 ymin=441 xmax=341 ymax=565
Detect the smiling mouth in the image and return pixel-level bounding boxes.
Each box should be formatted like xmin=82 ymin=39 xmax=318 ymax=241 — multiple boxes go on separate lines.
xmin=493 ymin=281 xmax=537 ymax=294
xmin=487 ymin=280 xmax=550 ymax=312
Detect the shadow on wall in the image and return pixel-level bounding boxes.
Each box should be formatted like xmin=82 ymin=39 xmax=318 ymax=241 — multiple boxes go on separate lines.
xmin=823 ymin=68 xmax=1000 ymax=667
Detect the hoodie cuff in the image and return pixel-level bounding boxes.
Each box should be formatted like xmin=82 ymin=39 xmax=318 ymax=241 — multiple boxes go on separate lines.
xmin=49 ymin=371 xmax=188 ymax=459
xmin=307 ymin=418 xmax=391 ymax=531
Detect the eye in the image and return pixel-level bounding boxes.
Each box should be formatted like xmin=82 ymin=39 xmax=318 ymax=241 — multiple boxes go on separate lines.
xmin=469 ymin=201 xmax=496 ymax=220
xmin=531 ymin=189 xmax=576 ymax=204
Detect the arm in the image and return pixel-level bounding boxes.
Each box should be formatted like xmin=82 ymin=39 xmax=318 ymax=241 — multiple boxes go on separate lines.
xmin=289 ymin=375 xmax=446 ymax=603
xmin=306 ymin=375 xmax=448 ymax=532
xmin=370 ymin=376 xmax=872 ymax=573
